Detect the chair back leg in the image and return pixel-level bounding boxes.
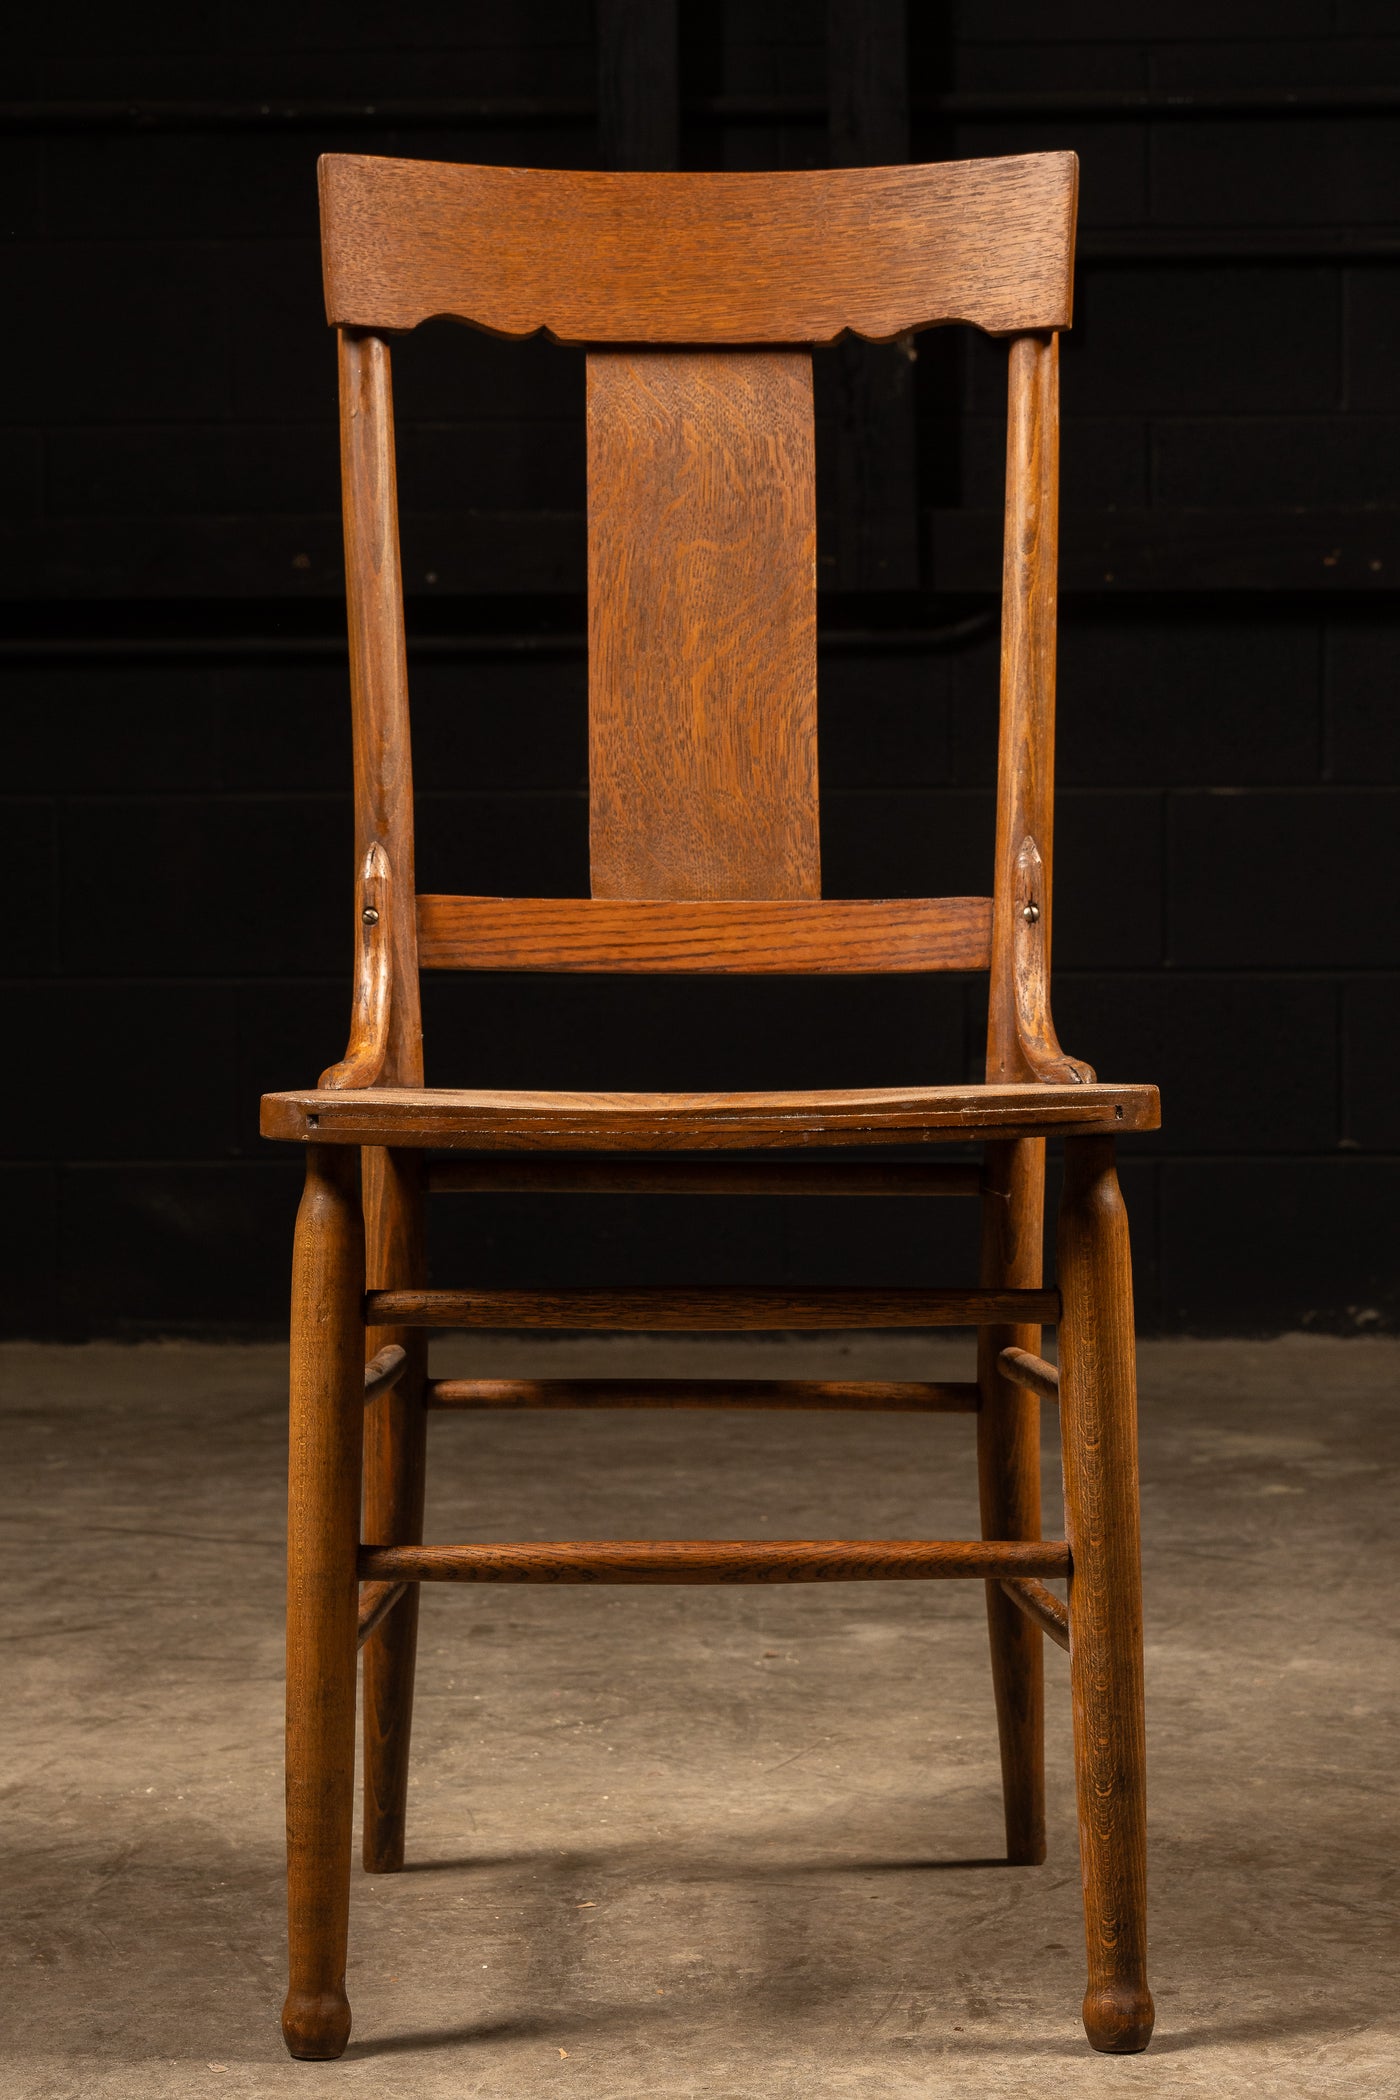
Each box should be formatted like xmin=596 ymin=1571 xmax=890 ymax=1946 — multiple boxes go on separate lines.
xmin=977 ymin=1137 xmax=1047 ymax=1864
xmin=283 ymin=1145 xmax=366 ymax=2062
xmin=1057 ymin=1135 xmax=1154 ymax=2054
xmin=361 ymin=1147 xmax=429 ymax=1873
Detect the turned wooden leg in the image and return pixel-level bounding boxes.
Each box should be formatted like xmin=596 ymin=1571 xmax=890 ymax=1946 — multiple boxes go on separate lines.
xmin=1057 ymin=1135 xmax=1154 ymax=2054
xmin=977 ymin=1137 xmax=1046 ymax=1865
xmin=283 ymin=1144 xmax=365 ymax=2061
xmin=361 ymin=1147 xmax=428 ymax=1874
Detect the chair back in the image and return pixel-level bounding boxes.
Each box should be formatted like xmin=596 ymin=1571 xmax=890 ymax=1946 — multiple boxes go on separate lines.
xmin=317 ymin=152 xmax=1079 ymax=1090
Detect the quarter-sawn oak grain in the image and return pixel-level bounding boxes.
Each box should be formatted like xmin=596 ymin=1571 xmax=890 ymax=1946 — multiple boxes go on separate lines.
xmin=319 ymin=153 xmax=1077 ymax=342
xmin=588 ymin=351 xmax=819 ymax=901
xmin=415 ymin=895 xmax=990 ymax=972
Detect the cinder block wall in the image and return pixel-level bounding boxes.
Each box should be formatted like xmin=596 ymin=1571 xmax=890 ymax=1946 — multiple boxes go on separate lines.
xmin=3 ymin=4 xmax=1397 ymax=1335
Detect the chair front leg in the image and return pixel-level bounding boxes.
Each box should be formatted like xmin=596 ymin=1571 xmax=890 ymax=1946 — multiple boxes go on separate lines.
xmin=1057 ymin=1135 xmax=1154 ymax=2054
xmin=283 ymin=1144 xmax=366 ymax=2061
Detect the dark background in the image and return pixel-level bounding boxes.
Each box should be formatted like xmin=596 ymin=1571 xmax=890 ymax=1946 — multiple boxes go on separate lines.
xmin=4 ymin=2 xmax=1398 ymax=1338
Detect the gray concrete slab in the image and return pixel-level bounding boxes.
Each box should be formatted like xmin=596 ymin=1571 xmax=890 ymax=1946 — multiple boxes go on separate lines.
xmin=2 ymin=1334 xmax=1397 ymax=2098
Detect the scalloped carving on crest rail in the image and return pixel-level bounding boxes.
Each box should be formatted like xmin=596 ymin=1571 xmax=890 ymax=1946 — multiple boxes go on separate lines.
xmin=318 ymin=153 xmax=1077 ymax=343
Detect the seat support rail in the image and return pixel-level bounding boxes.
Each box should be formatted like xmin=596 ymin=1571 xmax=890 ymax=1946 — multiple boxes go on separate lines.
xmin=427 ymin=1158 xmax=982 ymax=1197
xmin=356 ymin=1580 xmax=410 ymax=1649
xmin=426 ymin=1377 xmax=980 ymax=1412
xmin=357 ymin=1538 xmax=1070 ymax=1585
xmin=999 ymin=1575 xmax=1070 ymax=1651
xmin=363 ymin=1344 xmax=408 ymax=1404
xmin=999 ymin=1345 xmax=1060 ymax=1400
xmin=367 ymin=1285 xmax=1058 ymax=1330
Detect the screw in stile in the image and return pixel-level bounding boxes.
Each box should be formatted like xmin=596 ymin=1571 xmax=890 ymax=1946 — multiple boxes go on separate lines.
xmin=362 ymin=907 xmax=380 ymax=925
xmin=1022 ymin=902 xmax=1040 ymax=923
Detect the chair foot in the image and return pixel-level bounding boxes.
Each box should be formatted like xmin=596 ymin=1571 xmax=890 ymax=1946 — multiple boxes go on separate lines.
xmin=1082 ymin=1983 xmax=1155 ymax=2054
xmin=281 ymin=1987 xmax=352 ymax=2061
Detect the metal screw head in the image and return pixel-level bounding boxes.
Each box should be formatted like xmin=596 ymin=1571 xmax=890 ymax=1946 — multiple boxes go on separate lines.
xmin=362 ymin=906 xmax=380 ymax=926
xmin=1022 ymin=902 xmax=1040 ymax=924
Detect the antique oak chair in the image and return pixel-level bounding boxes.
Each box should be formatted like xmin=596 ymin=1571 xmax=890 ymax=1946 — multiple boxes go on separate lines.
xmin=261 ymin=149 xmax=1158 ymax=2060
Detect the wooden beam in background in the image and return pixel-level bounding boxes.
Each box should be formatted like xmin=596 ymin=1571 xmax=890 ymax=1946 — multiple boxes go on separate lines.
xmin=828 ymin=0 xmax=919 ymax=591
xmin=597 ymin=0 xmax=679 ymax=171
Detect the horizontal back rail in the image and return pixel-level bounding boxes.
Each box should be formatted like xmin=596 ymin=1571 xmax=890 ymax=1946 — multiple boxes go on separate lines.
xmin=416 ymin=895 xmax=992 ymax=973
xmin=320 ymin=153 xmax=1077 ymax=341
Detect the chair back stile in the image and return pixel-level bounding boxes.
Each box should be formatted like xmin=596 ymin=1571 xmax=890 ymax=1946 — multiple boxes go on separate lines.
xmin=337 ymin=329 xmax=423 ymax=1091
xmin=988 ymin=331 xmax=1084 ymax=1087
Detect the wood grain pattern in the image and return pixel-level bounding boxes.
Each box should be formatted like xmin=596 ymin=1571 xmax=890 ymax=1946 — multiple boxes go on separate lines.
xmin=1012 ymin=835 xmax=1095 ymax=1083
xmin=425 ymin=1378 xmax=981 ymax=1412
xmin=359 ymin=1147 xmax=428 ymax=1878
xmin=415 ymin=894 xmax=991 ymax=972
xmin=282 ymin=1146 xmax=364 ymax=2063
xmin=1057 ymin=1137 xmax=1154 ymax=2054
xmin=977 ymin=1135 xmax=1048 ymax=1865
xmin=319 ymin=842 xmax=392 ymax=1089
xmin=319 ymin=152 xmax=1077 ymax=342
xmin=357 ymin=1538 xmax=1073 ymax=1585
xmin=426 ymin=1157 xmax=983 ymax=1196
xmin=987 ymin=333 xmax=1062 ymax=1087
xmin=270 ymin=145 xmax=1164 ymax=2059
xmin=356 ymin=1580 xmax=409 ymax=1650
xmin=364 ymin=1285 xmax=1058 ymax=1330
xmin=260 ymin=1081 xmax=1159 ymax=1152
xmin=1000 ymin=1575 xmax=1070 ymax=1652
xmin=361 ymin=1342 xmax=407 ymax=1403
xmin=338 ymin=329 xmax=426 ymax=1884
xmin=588 ymin=350 xmax=818 ymax=900
xmin=339 ymin=331 xmax=423 ymax=1094
xmin=999 ymin=1345 xmax=1061 ymax=1401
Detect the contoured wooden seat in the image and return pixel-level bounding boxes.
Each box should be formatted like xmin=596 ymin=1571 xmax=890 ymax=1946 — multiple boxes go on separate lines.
xmin=263 ymin=148 xmax=1157 ymax=2063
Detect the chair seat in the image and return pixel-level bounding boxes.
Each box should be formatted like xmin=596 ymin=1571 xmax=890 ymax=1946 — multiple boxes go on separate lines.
xmin=261 ymin=1080 xmax=1159 ymax=1152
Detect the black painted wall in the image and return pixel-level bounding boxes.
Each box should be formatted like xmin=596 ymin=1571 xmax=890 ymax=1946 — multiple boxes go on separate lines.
xmin=4 ymin=3 xmax=1398 ymax=1336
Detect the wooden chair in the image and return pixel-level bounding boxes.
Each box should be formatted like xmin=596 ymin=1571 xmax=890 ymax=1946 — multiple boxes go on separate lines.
xmin=262 ymin=148 xmax=1157 ymax=2061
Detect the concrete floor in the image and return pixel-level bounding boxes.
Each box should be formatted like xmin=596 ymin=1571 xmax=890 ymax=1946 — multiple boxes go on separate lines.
xmin=2 ymin=1333 xmax=1397 ymax=2099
